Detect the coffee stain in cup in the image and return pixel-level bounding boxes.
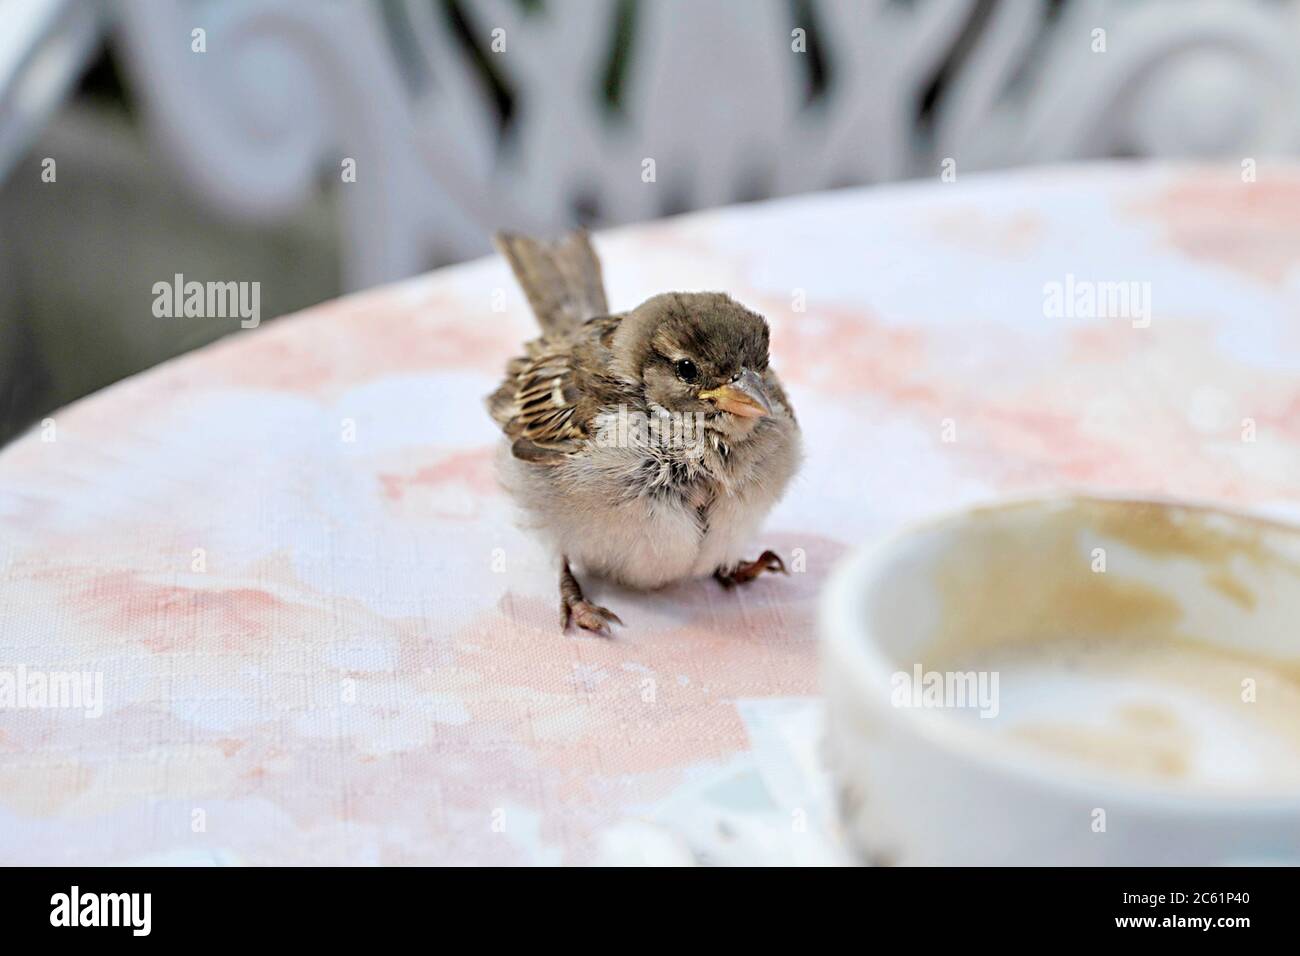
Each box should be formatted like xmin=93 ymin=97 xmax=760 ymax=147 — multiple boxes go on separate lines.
xmin=889 ymin=498 xmax=1300 ymax=792
xmin=1010 ymin=719 xmax=1190 ymax=782
xmin=1205 ymin=570 xmax=1256 ymax=610
xmin=916 ymin=498 xmax=1300 ymax=672
xmin=1090 ymin=500 xmax=1300 ymax=612
xmin=979 ymin=636 xmax=1300 ymax=789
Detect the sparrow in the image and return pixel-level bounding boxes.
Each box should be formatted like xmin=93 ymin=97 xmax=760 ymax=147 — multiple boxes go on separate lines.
xmin=487 ymin=231 xmax=801 ymax=635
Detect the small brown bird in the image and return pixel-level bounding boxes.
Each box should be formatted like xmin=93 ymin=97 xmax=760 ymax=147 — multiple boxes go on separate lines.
xmin=488 ymin=231 xmax=801 ymax=635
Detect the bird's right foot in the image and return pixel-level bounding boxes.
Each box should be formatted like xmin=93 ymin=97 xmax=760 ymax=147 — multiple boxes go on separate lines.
xmin=560 ymin=559 xmax=623 ymax=637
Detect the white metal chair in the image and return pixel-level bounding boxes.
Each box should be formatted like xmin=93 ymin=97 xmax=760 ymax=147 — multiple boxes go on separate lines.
xmin=9 ymin=0 xmax=1300 ymax=291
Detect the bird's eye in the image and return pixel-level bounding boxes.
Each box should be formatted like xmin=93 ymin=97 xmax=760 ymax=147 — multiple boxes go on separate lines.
xmin=674 ymin=359 xmax=699 ymax=383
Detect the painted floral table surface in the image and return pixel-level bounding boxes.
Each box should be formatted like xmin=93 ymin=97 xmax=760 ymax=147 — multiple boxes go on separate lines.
xmin=3 ymin=163 xmax=1300 ymax=865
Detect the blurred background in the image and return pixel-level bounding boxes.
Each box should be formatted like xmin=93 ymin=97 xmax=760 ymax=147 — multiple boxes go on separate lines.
xmin=3 ymin=0 xmax=1300 ymax=446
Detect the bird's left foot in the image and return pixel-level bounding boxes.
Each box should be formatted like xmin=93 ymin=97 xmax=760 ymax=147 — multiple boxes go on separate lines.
xmin=714 ymin=550 xmax=788 ymax=588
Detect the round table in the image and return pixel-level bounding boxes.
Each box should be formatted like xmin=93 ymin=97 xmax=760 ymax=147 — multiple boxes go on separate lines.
xmin=3 ymin=163 xmax=1299 ymax=865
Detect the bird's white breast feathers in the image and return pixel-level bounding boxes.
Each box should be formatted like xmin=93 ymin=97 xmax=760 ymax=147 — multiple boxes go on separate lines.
xmin=498 ymin=421 xmax=799 ymax=590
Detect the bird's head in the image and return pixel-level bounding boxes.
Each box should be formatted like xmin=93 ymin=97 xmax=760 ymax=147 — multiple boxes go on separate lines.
xmin=610 ymin=292 xmax=776 ymax=439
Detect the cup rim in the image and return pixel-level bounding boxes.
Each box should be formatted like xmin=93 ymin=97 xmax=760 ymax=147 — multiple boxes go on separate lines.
xmin=820 ymin=491 xmax=1300 ymax=814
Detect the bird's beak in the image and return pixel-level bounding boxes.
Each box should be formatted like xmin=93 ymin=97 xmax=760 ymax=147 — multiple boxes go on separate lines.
xmin=699 ymin=368 xmax=772 ymax=419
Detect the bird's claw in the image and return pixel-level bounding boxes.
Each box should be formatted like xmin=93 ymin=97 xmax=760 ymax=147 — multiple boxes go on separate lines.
xmin=715 ymin=550 xmax=788 ymax=588
xmin=562 ymin=599 xmax=623 ymax=636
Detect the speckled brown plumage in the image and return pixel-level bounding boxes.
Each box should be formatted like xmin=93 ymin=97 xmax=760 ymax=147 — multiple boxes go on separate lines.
xmin=488 ymin=230 xmax=801 ymax=635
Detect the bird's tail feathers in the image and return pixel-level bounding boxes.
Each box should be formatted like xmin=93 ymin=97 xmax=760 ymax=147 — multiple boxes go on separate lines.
xmin=494 ymin=230 xmax=609 ymax=335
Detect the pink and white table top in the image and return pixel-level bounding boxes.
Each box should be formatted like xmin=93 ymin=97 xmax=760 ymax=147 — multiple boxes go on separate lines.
xmin=2 ymin=163 xmax=1299 ymax=864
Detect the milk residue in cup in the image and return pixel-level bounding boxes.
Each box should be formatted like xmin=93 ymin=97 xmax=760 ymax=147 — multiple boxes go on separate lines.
xmin=944 ymin=636 xmax=1300 ymax=793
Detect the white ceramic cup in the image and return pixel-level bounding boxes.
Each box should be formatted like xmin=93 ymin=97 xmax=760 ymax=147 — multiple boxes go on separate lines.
xmin=820 ymin=496 xmax=1300 ymax=866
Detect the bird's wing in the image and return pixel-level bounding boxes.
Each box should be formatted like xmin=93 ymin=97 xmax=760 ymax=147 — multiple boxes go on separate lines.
xmin=487 ymin=315 xmax=622 ymax=465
